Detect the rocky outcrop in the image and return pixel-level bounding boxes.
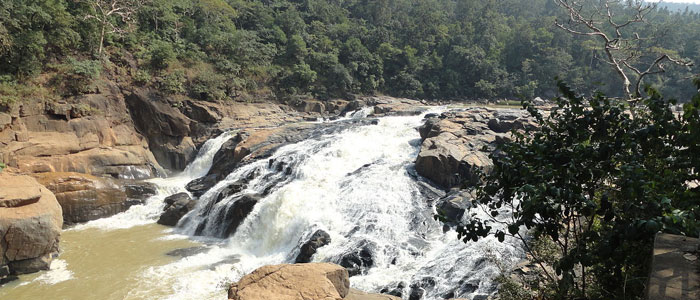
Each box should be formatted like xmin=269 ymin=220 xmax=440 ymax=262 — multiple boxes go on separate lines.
xmin=33 ymin=172 xmax=147 ymax=226
xmin=0 ymin=95 xmax=162 ymax=178
xmin=295 ymin=230 xmax=332 ymax=263
xmin=415 ymin=108 xmax=535 ymax=189
xmin=366 ymin=96 xmax=426 ymax=116
xmin=204 ymin=118 xmax=378 ymax=183
xmin=228 ymin=263 xmax=400 ymax=300
xmin=157 ymin=192 xmax=195 ymax=226
xmin=126 ymin=89 xmax=197 ymax=171
xmin=0 ymin=172 xmax=62 ymax=277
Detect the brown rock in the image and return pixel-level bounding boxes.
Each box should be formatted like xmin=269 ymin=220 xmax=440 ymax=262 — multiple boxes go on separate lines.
xmin=0 ymin=173 xmax=62 ymax=276
xmin=415 ymin=108 xmax=531 ymax=189
xmin=33 ymin=172 xmax=132 ymax=225
xmin=228 ymin=263 xmax=350 ymax=300
xmin=345 ymin=289 xmax=401 ymax=300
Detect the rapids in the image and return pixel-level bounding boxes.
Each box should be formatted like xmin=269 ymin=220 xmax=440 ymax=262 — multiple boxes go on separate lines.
xmin=0 ymin=111 xmax=522 ymax=300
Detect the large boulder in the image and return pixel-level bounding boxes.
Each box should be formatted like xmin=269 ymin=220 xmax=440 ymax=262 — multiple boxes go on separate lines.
xmin=295 ymin=230 xmax=332 ymax=263
xmin=228 ymin=263 xmax=349 ymax=300
xmin=157 ymin=192 xmax=195 ymax=226
xmin=0 ymin=173 xmax=63 ymax=277
xmin=185 ymin=174 xmax=219 ymax=197
xmin=415 ymin=108 xmax=532 ymax=189
xmin=33 ymin=172 xmax=137 ymax=225
xmin=228 ymin=263 xmax=400 ymax=300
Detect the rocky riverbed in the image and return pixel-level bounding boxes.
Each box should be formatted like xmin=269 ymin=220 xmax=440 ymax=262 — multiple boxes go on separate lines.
xmin=1 ymin=85 xmax=533 ymax=299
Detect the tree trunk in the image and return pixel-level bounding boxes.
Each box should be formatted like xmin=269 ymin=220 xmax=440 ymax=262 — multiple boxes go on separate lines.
xmin=98 ymin=21 xmax=106 ymax=55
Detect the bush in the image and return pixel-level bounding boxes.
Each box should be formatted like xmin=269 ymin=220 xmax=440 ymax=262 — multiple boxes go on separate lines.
xmin=132 ymin=69 xmax=152 ymax=86
xmin=189 ymin=72 xmax=227 ymax=101
xmin=149 ymin=41 xmax=176 ymax=71
xmin=450 ymin=80 xmax=700 ymax=299
xmin=155 ymin=70 xmax=186 ymax=95
xmin=54 ymin=58 xmax=102 ymax=96
xmin=0 ymin=80 xmax=53 ymax=107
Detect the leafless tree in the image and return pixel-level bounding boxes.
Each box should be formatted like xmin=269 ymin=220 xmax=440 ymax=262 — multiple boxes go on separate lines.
xmin=80 ymin=0 xmax=143 ymax=56
xmin=554 ymin=0 xmax=693 ymax=100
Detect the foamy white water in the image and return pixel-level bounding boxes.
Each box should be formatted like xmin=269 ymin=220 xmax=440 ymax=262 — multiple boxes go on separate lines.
xmin=120 ymin=110 xmax=524 ymax=300
xmin=51 ymin=110 xmax=523 ymax=300
xmin=32 ymin=259 xmax=73 ymax=285
xmin=69 ymin=131 xmax=234 ymax=231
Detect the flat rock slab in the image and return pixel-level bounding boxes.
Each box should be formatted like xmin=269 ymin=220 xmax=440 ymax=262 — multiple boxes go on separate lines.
xmin=647 ymin=233 xmax=699 ymax=300
xmin=0 ymin=174 xmax=42 ymax=207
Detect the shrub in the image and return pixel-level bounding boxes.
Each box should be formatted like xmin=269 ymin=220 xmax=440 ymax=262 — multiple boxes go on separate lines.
xmin=155 ymin=70 xmax=186 ymax=95
xmin=189 ymin=72 xmax=227 ymax=101
xmin=132 ymin=69 xmax=152 ymax=86
xmin=449 ymin=80 xmax=700 ymax=299
xmin=149 ymin=40 xmax=176 ymax=70
xmin=53 ymin=58 xmax=101 ymax=96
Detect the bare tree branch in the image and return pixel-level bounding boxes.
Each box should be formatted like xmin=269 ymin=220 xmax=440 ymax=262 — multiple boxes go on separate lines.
xmin=554 ymin=0 xmax=693 ymax=100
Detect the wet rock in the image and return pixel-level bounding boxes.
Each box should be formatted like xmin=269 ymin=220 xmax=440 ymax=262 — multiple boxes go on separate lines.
xmin=157 ymin=192 xmax=195 ymax=226
xmin=222 ymin=194 xmax=261 ymax=237
xmin=295 ymin=230 xmax=332 ymax=263
xmin=339 ymin=242 xmax=374 ymax=276
xmin=207 ymin=119 xmax=378 ymax=180
xmin=216 ymin=181 xmax=247 ymax=203
xmin=186 ymin=174 xmax=218 ymax=197
xmin=123 ymin=181 xmax=157 ymax=201
xmin=408 ymin=286 xmax=425 ymax=300
xmin=208 ymin=133 xmax=245 ymax=180
xmin=0 ymin=173 xmax=62 ymax=278
xmin=436 ymin=191 xmax=474 ymax=223
xmin=380 ymin=282 xmax=406 ymax=298
xmin=165 ymin=246 xmax=209 ymax=258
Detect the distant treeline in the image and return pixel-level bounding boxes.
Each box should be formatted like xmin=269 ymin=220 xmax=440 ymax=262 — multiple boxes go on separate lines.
xmin=657 ymin=2 xmax=700 ymax=13
xmin=1 ymin=0 xmax=699 ymax=104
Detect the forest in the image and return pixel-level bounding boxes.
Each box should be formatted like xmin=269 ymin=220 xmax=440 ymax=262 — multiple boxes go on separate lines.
xmin=1 ymin=0 xmax=699 ymax=104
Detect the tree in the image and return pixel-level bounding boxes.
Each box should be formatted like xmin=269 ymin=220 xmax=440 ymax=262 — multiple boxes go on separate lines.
xmin=451 ymin=80 xmax=700 ymax=299
xmin=81 ymin=0 xmax=143 ymax=55
xmin=554 ymin=0 xmax=694 ymax=100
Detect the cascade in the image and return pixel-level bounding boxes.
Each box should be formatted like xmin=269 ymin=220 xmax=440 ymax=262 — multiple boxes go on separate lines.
xmin=33 ymin=112 xmax=521 ymax=300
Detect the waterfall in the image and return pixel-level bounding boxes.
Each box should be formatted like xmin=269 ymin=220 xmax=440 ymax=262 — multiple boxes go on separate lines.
xmin=59 ymin=111 xmax=522 ymax=300
xmin=69 ymin=131 xmax=234 ymax=231
xmin=126 ymin=112 xmax=523 ymax=300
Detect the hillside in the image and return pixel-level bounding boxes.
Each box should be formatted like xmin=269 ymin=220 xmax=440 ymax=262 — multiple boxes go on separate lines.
xmin=1 ymin=0 xmax=699 ymax=108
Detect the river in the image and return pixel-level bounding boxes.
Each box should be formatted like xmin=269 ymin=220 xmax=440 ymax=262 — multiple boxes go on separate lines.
xmin=0 ymin=111 xmax=522 ymax=300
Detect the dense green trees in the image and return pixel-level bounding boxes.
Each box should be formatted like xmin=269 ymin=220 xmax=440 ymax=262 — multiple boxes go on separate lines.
xmin=0 ymin=0 xmax=698 ymax=102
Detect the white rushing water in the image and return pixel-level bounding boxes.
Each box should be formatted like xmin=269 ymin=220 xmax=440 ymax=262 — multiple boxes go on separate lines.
xmin=69 ymin=131 xmax=234 ymax=231
xmin=64 ymin=111 xmax=522 ymax=300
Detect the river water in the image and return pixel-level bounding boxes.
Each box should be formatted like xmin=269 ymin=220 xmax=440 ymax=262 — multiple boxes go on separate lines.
xmin=0 ymin=112 xmax=522 ymax=300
